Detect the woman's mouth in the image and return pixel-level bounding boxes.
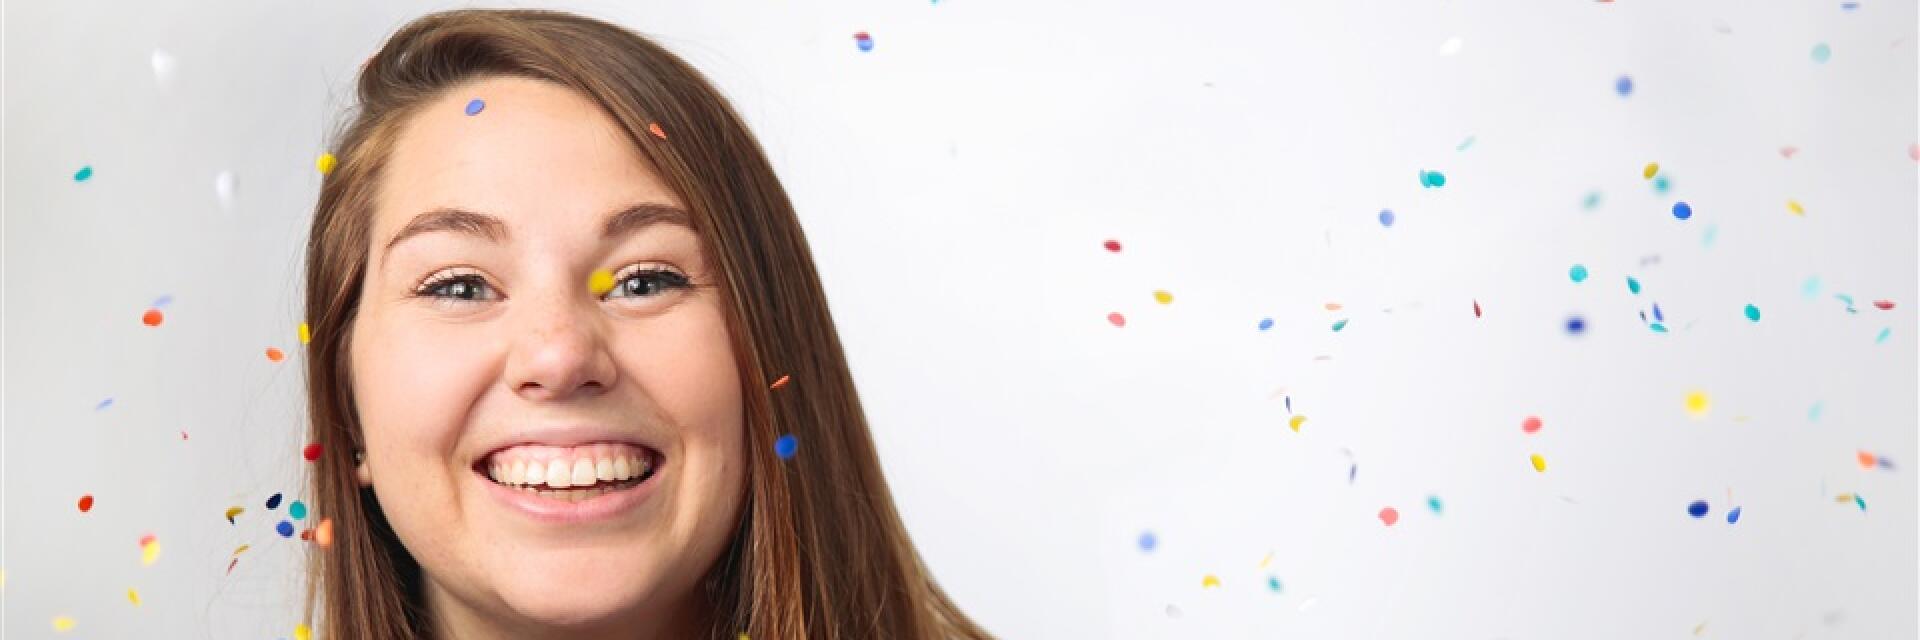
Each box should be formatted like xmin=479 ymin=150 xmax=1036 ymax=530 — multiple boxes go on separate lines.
xmin=476 ymin=442 xmax=661 ymax=505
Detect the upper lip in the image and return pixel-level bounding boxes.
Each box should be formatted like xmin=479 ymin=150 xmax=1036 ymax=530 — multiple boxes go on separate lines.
xmin=474 ymin=424 xmax=663 ymax=465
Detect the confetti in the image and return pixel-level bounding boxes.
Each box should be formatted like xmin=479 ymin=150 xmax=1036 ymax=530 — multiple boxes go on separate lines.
xmin=1701 ymin=224 xmax=1717 ymax=247
xmin=74 ymin=165 xmax=94 ymax=182
xmin=1378 ymin=209 xmax=1395 ymax=227
xmin=1268 ymin=575 xmax=1283 ymax=592
xmin=1258 ymin=317 xmax=1274 ymax=331
xmin=1289 ymin=415 xmax=1307 ymax=432
xmin=1615 ymin=75 xmax=1633 ymax=97
xmin=1324 ymin=302 xmax=1343 ymax=311
xmin=770 ymin=374 xmax=791 ymax=389
xmin=143 ymin=309 xmax=164 ymax=327
xmin=277 ymin=520 xmax=295 ymax=538
xmin=214 ymin=170 xmax=236 ymax=209
xmin=1137 ymin=530 xmax=1156 ymax=552
xmin=1626 ymin=276 xmax=1641 ymax=294
xmin=853 ymin=31 xmax=874 ymax=52
xmin=1801 ymin=276 xmax=1824 ymax=299
xmin=1153 ymin=290 xmax=1173 ymax=305
xmin=296 ymin=623 xmax=313 ymax=640
xmin=1582 ymin=191 xmax=1603 ymax=210
xmin=1857 ymin=451 xmax=1879 ymax=469
xmin=1419 ymin=170 xmax=1446 ymax=188
xmin=588 ymin=269 xmax=616 ymax=295
xmin=1875 ymin=327 xmax=1891 ymax=344
xmin=1811 ymin=42 xmax=1832 ymax=63
xmin=1687 ymin=500 xmax=1709 ymax=518
xmin=1726 ymin=507 xmax=1742 ymax=524
xmin=1473 ymin=300 xmax=1482 ymax=317
xmin=1427 ymin=495 xmax=1443 ymax=515
xmin=1780 ymin=146 xmax=1799 ymax=158
xmin=1330 ymin=319 xmax=1349 ymax=332
xmin=465 ymin=98 xmax=485 ymax=116
xmin=298 ymin=322 xmax=312 ymax=344
xmin=1787 ymin=199 xmax=1805 ymax=216
xmin=1672 ymin=201 xmax=1693 ymax=220
xmin=140 ymin=537 xmax=161 ymax=566
xmin=1522 ymin=415 xmax=1543 ymax=434
xmin=54 ymin=616 xmax=75 ymax=632
xmin=225 ymin=506 xmax=243 ymax=524
xmin=316 ymin=518 xmax=335 ymax=548
xmin=1652 ymin=174 xmax=1671 ymax=194
xmin=648 ymin=122 xmax=667 ymax=139
xmin=1808 ymin=402 xmax=1825 ymax=422
xmin=290 ymin=500 xmax=308 ymax=520
xmin=316 ymin=152 xmax=337 ymax=175
xmin=1872 ymin=300 xmax=1895 ymax=310
xmin=774 ymin=434 xmax=799 ymax=459
xmin=1684 ymin=390 xmax=1711 ymax=418
xmin=304 ymin=443 xmax=323 ymax=461
xmin=78 ymin=494 xmax=94 ymax=512
xmin=1743 ymin=304 xmax=1761 ymax=322
xmin=1103 ymin=239 xmax=1121 ymax=252
xmin=267 ymin=493 xmax=283 ymax=509
xmin=1565 ymin=315 xmax=1586 ymax=336
xmin=266 ymin=347 xmax=286 ymax=362
xmin=1569 ymin=264 xmax=1589 ymax=283
xmin=128 ymin=587 xmax=141 ymax=606
xmin=1456 ymin=136 xmax=1476 ymax=151
xmin=1201 ymin=574 xmax=1221 ymax=588
xmin=1530 ymin=454 xmax=1547 ymax=472
xmin=1107 ymin=312 xmax=1125 ymax=327
xmin=1642 ymin=162 xmax=1660 ymax=179
xmin=1260 ymin=551 xmax=1273 ymax=569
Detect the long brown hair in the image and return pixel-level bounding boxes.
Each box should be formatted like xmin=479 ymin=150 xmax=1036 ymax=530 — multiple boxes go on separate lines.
xmin=302 ymin=9 xmax=990 ymax=638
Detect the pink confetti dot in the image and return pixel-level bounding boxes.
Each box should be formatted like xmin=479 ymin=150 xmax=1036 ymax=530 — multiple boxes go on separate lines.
xmin=1378 ymin=507 xmax=1400 ymax=527
xmin=1103 ymin=239 xmax=1121 ymax=253
xmin=1522 ymin=415 xmax=1543 ymax=434
xmin=1107 ymin=312 xmax=1126 ymax=328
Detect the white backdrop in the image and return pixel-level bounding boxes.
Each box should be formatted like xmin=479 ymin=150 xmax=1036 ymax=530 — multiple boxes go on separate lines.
xmin=4 ymin=0 xmax=1916 ymax=638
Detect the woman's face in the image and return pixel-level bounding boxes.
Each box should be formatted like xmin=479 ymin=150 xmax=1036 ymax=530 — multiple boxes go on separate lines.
xmin=348 ymin=76 xmax=745 ymax=637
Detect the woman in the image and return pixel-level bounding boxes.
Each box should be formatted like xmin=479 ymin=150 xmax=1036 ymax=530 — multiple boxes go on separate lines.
xmin=301 ymin=9 xmax=990 ymax=638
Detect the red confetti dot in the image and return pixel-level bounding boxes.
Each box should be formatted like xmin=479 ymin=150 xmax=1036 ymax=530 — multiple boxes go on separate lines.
xmin=142 ymin=309 xmax=164 ymax=327
xmin=1522 ymin=415 xmax=1543 ymax=434
xmin=138 ymin=533 xmax=156 ymax=548
xmin=648 ymin=122 xmax=667 ymax=139
xmin=1473 ymin=300 xmax=1482 ymax=318
xmin=303 ymin=443 xmax=322 ymax=461
xmin=1873 ymin=300 xmax=1895 ymax=310
xmin=1858 ymin=450 xmax=1878 ymax=469
xmin=1103 ymin=239 xmax=1122 ymax=253
xmin=769 ymin=374 xmax=791 ymax=390
xmin=265 ymin=347 xmax=285 ymax=362
xmin=78 ymin=494 xmax=95 ymax=513
xmin=1107 ymin=312 xmax=1126 ymax=328
xmin=1378 ymin=507 xmax=1400 ymax=527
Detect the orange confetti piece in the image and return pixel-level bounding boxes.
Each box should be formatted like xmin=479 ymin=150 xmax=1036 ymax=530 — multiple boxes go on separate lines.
xmin=142 ymin=309 xmax=164 ymax=327
xmin=266 ymin=347 xmax=285 ymax=362
xmin=1324 ymin=302 xmax=1343 ymax=311
xmin=225 ymin=506 xmax=244 ymax=524
xmin=1857 ymin=450 xmax=1878 ymax=469
xmin=78 ymin=494 xmax=94 ymax=513
xmin=770 ymin=374 xmax=791 ymax=390
xmin=315 ymin=518 xmax=334 ymax=548
xmin=648 ymin=122 xmax=667 ymax=139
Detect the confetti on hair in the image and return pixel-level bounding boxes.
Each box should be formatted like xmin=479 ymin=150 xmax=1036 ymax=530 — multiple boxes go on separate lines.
xmin=74 ymin=165 xmax=94 ymax=182
xmin=1378 ymin=209 xmax=1395 ymax=227
xmin=1672 ymin=201 xmax=1693 ymax=220
xmin=588 ymin=269 xmax=616 ymax=296
xmin=774 ymin=434 xmax=799 ymax=459
xmin=1743 ymin=304 xmax=1761 ymax=322
xmin=1687 ymin=500 xmax=1709 ymax=518
xmin=1530 ymin=453 xmax=1547 ymax=472
xmin=1107 ymin=312 xmax=1125 ymax=327
xmin=465 ymin=98 xmax=485 ymax=116
xmin=1378 ymin=507 xmax=1399 ymax=526
xmin=298 ymin=322 xmax=312 ymax=344
xmin=1201 ymin=574 xmax=1221 ymax=588
xmin=316 ymin=153 xmax=337 ymax=175
xmin=266 ymin=493 xmax=283 ymax=510
xmin=769 ymin=374 xmax=792 ymax=390
xmin=1288 ymin=415 xmax=1307 ymax=433
xmin=316 ymin=518 xmax=335 ymax=548
xmin=53 ymin=616 xmax=75 ymax=632
xmin=854 ymin=31 xmax=874 ymax=52
xmin=648 ymin=122 xmax=667 ymax=139
xmin=78 ymin=494 xmax=94 ymax=513
xmin=142 ymin=309 xmax=164 ymax=327
xmin=1103 ymin=239 xmax=1121 ymax=252
xmin=290 ymin=500 xmax=308 ymax=520
xmin=1138 ymin=530 xmax=1157 ymax=552
xmin=266 ymin=347 xmax=285 ymax=363
xmin=1523 ymin=415 xmax=1543 ymax=434
xmin=303 ymin=443 xmax=322 ymax=461
xmin=128 ymin=587 xmax=141 ymax=606
xmin=295 ymin=623 xmax=313 ymax=640
xmin=1684 ymin=390 xmax=1711 ymax=418
xmin=1726 ymin=507 xmax=1742 ymax=524
xmin=1811 ymin=42 xmax=1832 ymax=63
xmin=1153 ymin=290 xmax=1173 ymax=305
xmin=1787 ymin=199 xmax=1805 ymax=216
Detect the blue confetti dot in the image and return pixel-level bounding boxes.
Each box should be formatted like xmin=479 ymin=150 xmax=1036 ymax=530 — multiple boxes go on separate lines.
xmin=74 ymin=165 xmax=94 ymax=182
xmin=1672 ymin=201 xmax=1693 ymax=220
xmin=1841 ymin=2 xmax=1859 ymax=10
xmin=1378 ymin=209 xmax=1395 ymax=228
xmin=1565 ymin=315 xmax=1587 ymax=335
xmin=152 ymin=294 xmax=173 ymax=308
xmin=275 ymin=520 xmax=294 ymax=538
xmin=289 ymin=500 xmax=307 ymax=520
xmin=1811 ymin=43 xmax=1832 ymax=63
xmin=1569 ymin=264 xmax=1589 ymax=283
xmin=95 ymin=397 xmax=114 ymax=411
xmin=774 ymin=434 xmax=799 ymax=459
xmin=854 ymin=32 xmax=874 ymax=52
xmin=1743 ymin=304 xmax=1761 ymax=322
xmin=1258 ymin=317 xmax=1274 ymax=331
xmin=1726 ymin=506 xmax=1742 ymax=524
xmin=1138 ymin=530 xmax=1157 ymax=552
xmin=1808 ymin=401 xmax=1825 ymax=422
xmin=1652 ymin=303 xmax=1665 ymax=323
xmin=1615 ymin=75 xmax=1633 ymax=97
xmin=1687 ymin=500 xmax=1709 ymax=518
xmin=465 ymin=98 xmax=485 ymax=116
xmin=1626 ymin=276 xmax=1641 ymax=294
xmin=266 ymin=493 xmax=282 ymax=510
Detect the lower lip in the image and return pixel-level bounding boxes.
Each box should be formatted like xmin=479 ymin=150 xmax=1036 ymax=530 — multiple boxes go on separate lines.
xmin=476 ymin=459 xmax=664 ymax=525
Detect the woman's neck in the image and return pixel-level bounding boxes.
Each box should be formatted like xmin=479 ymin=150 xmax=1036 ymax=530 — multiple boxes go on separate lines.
xmin=423 ymin=576 xmax=712 ymax=640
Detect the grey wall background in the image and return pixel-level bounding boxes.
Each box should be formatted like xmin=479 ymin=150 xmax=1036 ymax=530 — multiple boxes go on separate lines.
xmin=3 ymin=0 xmax=1916 ymax=637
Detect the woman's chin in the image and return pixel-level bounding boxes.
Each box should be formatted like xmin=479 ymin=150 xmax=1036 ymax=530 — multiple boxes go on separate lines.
xmin=494 ymin=580 xmax=658 ymax=629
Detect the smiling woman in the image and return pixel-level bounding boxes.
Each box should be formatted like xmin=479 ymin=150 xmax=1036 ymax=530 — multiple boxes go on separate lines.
xmin=301 ymin=9 xmax=989 ymax=639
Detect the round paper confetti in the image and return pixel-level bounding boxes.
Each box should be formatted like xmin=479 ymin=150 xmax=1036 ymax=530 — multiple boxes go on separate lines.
xmin=1378 ymin=209 xmax=1395 ymax=227
xmin=316 ymin=518 xmax=335 ymax=548
xmin=1652 ymin=174 xmax=1671 ymax=194
xmin=774 ymin=434 xmax=799 ymax=459
xmin=1153 ymin=290 xmax=1173 ymax=305
xmin=1726 ymin=506 xmax=1742 ymax=524
xmin=1643 ymin=163 xmax=1660 ymax=179
xmin=1427 ymin=495 xmax=1443 ymax=514
xmin=74 ymin=165 xmax=94 ymax=182
xmin=1258 ymin=317 xmax=1274 ymax=331
xmin=854 ymin=31 xmax=874 ymax=52
xmin=266 ymin=347 xmax=285 ymax=362
xmin=1684 ymin=390 xmax=1711 ymax=418
xmin=276 ymin=520 xmax=295 ymax=538
xmin=1687 ymin=500 xmax=1709 ymax=518
xmin=1103 ymin=239 xmax=1121 ymax=252
xmin=1626 ymin=276 xmax=1641 ymax=294
xmin=303 ymin=443 xmax=322 ymax=461
xmin=1289 ymin=415 xmax=1307 ymax=432
xmin=142 ymin=309 xmax=164 ymax=327
xmin=1268 ymin=575 xmax=1283 ymax=592
xmin=1743 ymin=304 xmax=1761 ymax=322
xmin=1672 ymin=201 xmax=1693 ymax=220
xmin=316 ymin=153 xmax=337 ymax=175
xmin=140 ymin=539 xmax=161 ymax=566
xmin=1857 ymin=450 xmax=1878 ymax=469
xmin=1565 ymin=315 xmax=1586 ymax=335
xmin=53 ymin=616 xmax=75 ymax=632
xmin=1811 ymin=42 xmax=1831 ymax=63
xmin=266 ymin=493 xmax=283 ymax=510
xmin=298 ymin=322 xmax=312 ymax=344
xmin=290 ymin=500 xmax=308 ymax=520
xmin=78 ymin=495 xmax=94 ymax=512
xmin=1107 ymin=312 xmax=1125 ymax=327
xmin=296 ymin=623 xmax=313 ymax=640
xmin=588 ymin=269 xmax=616 ymax=295
xmin=1138 ymin=530 xmax=1156 ymax=552
xmin=1378 ymin=507 xmax=1399 ymax=526
xmin=1615 ymin=75 xmax=1633 ymax=97
xmin=1201 ymin=574 xmax=1221 ymax=588
xmin=465 ymin=98 xmax=485 ymax=116
xmin=1420 ymin=170 xmax=1446 ymax=187
xmin=1569 ymin=264 xmax=1589 ymax=283
xmin=1787 ymin=199 xmax=1805 ymax=216
xmin=128 ymin=587 xmax=141 ymax=606
xmin=1530 ymin=453 xmax=1547 ymax=472
xmin=1522 ymin=415 xmax=1542 ymax=434
xmin=1582 ymin=191 xmax=1603 ymax=210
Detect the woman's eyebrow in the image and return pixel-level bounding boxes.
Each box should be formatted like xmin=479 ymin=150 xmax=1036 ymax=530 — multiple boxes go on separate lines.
xmin=380 ymin=203 xmax=691 ymax=262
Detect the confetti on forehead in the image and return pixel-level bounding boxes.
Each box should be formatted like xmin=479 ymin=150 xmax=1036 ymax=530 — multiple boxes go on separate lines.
xmin=465 ymin=98 xmax=485 ymax=115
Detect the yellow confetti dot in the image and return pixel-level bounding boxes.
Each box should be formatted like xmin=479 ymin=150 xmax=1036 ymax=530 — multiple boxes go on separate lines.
xmin=1288 ymin=415 xmax=1306 ymax=432
xmin=1684 ymin=390 xmax=1711 ymax=418
xmin=738 ymin=635 xmax=750 ymax=640
xmin=298 ymin=322 xmax=311 ymax=345
xmin=295 ymin=623 xmax=312 ymax=640
xmin=316 ymin=153 xmax=337 ymax=175
xmin=1259 ymin=551 xmax=1273 ymax=569
xmin=1201 ymin=574 xmax=1221 ymax=588
xmin=128 ymin=588 xmax=141 ymax=606
xmin=53 ymin=616 xmax=76 ymax=632
xmin=1835 ymin=493 xmax=1855 ymax=503
xmin=588 ymin=269 xmax=616 ymax=296
xmin=141 ymin=541 xmax=161 ymax=567
xmin=1530 ymin=453 xmax=1547 ymax=472
xmin=1642 ymin=162 xmax=1659 ymax=179
xmin=1787 ymin=199 xmax=1804 ymax=216
xmin=1153 ymin=290 xmax=1173 ymax=305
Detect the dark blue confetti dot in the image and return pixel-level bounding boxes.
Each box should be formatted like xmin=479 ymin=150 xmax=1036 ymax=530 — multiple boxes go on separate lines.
xmin=1653 ymin=303 xmax=1664 ymax=323
xmin=266 ymin=493 xmax=282 ymax=510
xmin=1687 ymin=500 xmax=1709 ymax=518
xmin=1672 ymin=201 xmax=1693 ymax=220
xmin=275 ymin=520 xmax=294 ymax=538
xmin=1565 ymin=315 xmax=1587 ymax=335
xmin=774 ymin=434 xmax=799 ymax=459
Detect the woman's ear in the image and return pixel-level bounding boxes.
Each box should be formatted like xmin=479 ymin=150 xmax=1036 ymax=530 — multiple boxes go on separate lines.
xmin=354 ymin=450 xmax=373 ymax=486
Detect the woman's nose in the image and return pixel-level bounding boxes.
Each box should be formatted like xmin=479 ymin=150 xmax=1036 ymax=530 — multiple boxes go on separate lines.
xmin=503 ymin=293 xmax=617 ymax=402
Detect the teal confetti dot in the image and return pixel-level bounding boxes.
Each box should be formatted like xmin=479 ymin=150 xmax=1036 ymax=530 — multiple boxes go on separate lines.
xmin=774 ymin=434 xmax=799 ymax=459
xmin=1138 ymin=530 xmax=1157 ymax=552
xmin=1420 ymin=170 xmax=1446 ymax=188
xmin=465 ymin=98 xmax=485 ymax=116
xmin=1854 ymin=494 xmax=1866 ymax=510
xmin=1875 ymin=327 xmax=1891 ymax=344
xmin=1808 ymin=401 xmax=1825 ymax=422
xmin=1649 ymin=322 xmax=1668 ymax=333
xmin=1744 ymin=304 xmax=1761 ymax=322
xmin=1811 ymin=42 xmax=1832 ymax=63
xmin=1427 ymin=495 xmax=1443 ymax=515
xmin=74 ymin=165 xmax=93 ymax=182
xmin=1258 ymin=317 xmax=1274 ymax=331
xmin=1652 ymin=174 xmax=1671 ymax=194
xmin=1626 ymin=276 xmax=1641 ymax=294
xmin=1267 ymin=575 xmax=1282 ymax=592
xmin=1581 ymin=191 xmax=1603 ymax=210
xmin=1801 ymin=276 xmax=1823 ymax=299
xmin=1701 ymin=224 xmax=1718 ymax=248
xmin=1331 ymin=318 xmax=1350 ymax=332
xmin=289 ymin=500 xmax=307 ymax=520
xmin=1569 ymin=264 xmax=1589 ymax=283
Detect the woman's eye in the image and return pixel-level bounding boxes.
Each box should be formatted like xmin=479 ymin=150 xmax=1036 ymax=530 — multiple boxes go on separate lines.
xmin=606 ymin=268 xmax=693 ymax=300
xmin=417 ymin=274 xmax=496 ymax=303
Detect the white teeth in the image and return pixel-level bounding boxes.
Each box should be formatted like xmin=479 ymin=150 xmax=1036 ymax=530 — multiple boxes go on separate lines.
xmin=509 ymin=460 xmax=526 ymax=485
xmin=544 ymin=460 xmax=571 ymax=488
xmin=612 ymin=456 xmax=631 ymax=480
xmin=569 ymin=459 xmax=596 ymax=486
xmin=595 ymin=458 xmax=615 ymax=482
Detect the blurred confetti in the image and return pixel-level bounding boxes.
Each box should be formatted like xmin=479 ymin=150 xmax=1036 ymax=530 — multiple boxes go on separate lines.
xmin=1672 ymin=201 xmax=1693 ymax=220
xmin=225 ymin=506 xmax=244 ymax=524
xmin=1138 ymin=530 xmax=1156 ymax=552
xmin=266 ymin=347 xmax=286 ymax=362
xmin=1687 ymin=500 xmax=1710 ymax=518
xmin=128 ymin=587 xmax=141 ymax=606
xmin=588 ymin=269 xmax=616 ymax=295
xmin=139 ymin=535 xmax=160 ymax=566
xmin=1202 ymin=574 xmax=1221 ymax=588
xmin=1378 ymin=507 xmax=1399 ymax=526
xmin=1530 ymin=454 xmax=1547 ymax=472
xmin=1378 ymin=209 xmax=1395 ymax=228
xmin=1427 ymin=495 xmax=1443 ymax=515
xmin=1726 ymin=507 xmax=1743 ymax=524
xmin=1615 ymin=75 xmax=1633 ymax=97
xmin=78 ymin=494 xmax=94 ymax=513
xmin=1331 ymin=319 xmax=1350 ymax=332
xmin=1258 ymin=317 xmax=1274 ymax=331
xmin=1153 ymin=290 xmax=1174 ymax=305
xmin=74 ymin=165 xmax=93 ymax=182
xmin=1289 ymin=415 xmax=1307 ymax=432
xmin=316 ymin=518 xmax=335 ymax=548
xmin=1565 ymin=315 xmax=1587 ymax=336
xmin=1523 ymin=415 xmax=1543 ymax=434
xmin=1107 ymin=312 xmax=1126 ymax=327
xmin=1811 ymin=42 xmax=1832 ymax=63
xmin=53 ymin=616 xmax=75 ymax=632
xmin=1102 ymin=239 xmax=1121 ymax=252
xmin=290 ymin=500 xmax=308 ymax=520
xmin=854 ymin=31 xmax=874 ymax=52
xmin=775 ymin=434 xmax=799 ymax=459
xmin=142 ymin=309 xmax=164 ymax=327
xmin=648 ymin=122 xmax=668 ymax=139
xmin=1685 ymin=390 xmax=1712 ymax=418
xmin=298 ymin=322 xmax=312 ymax=344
